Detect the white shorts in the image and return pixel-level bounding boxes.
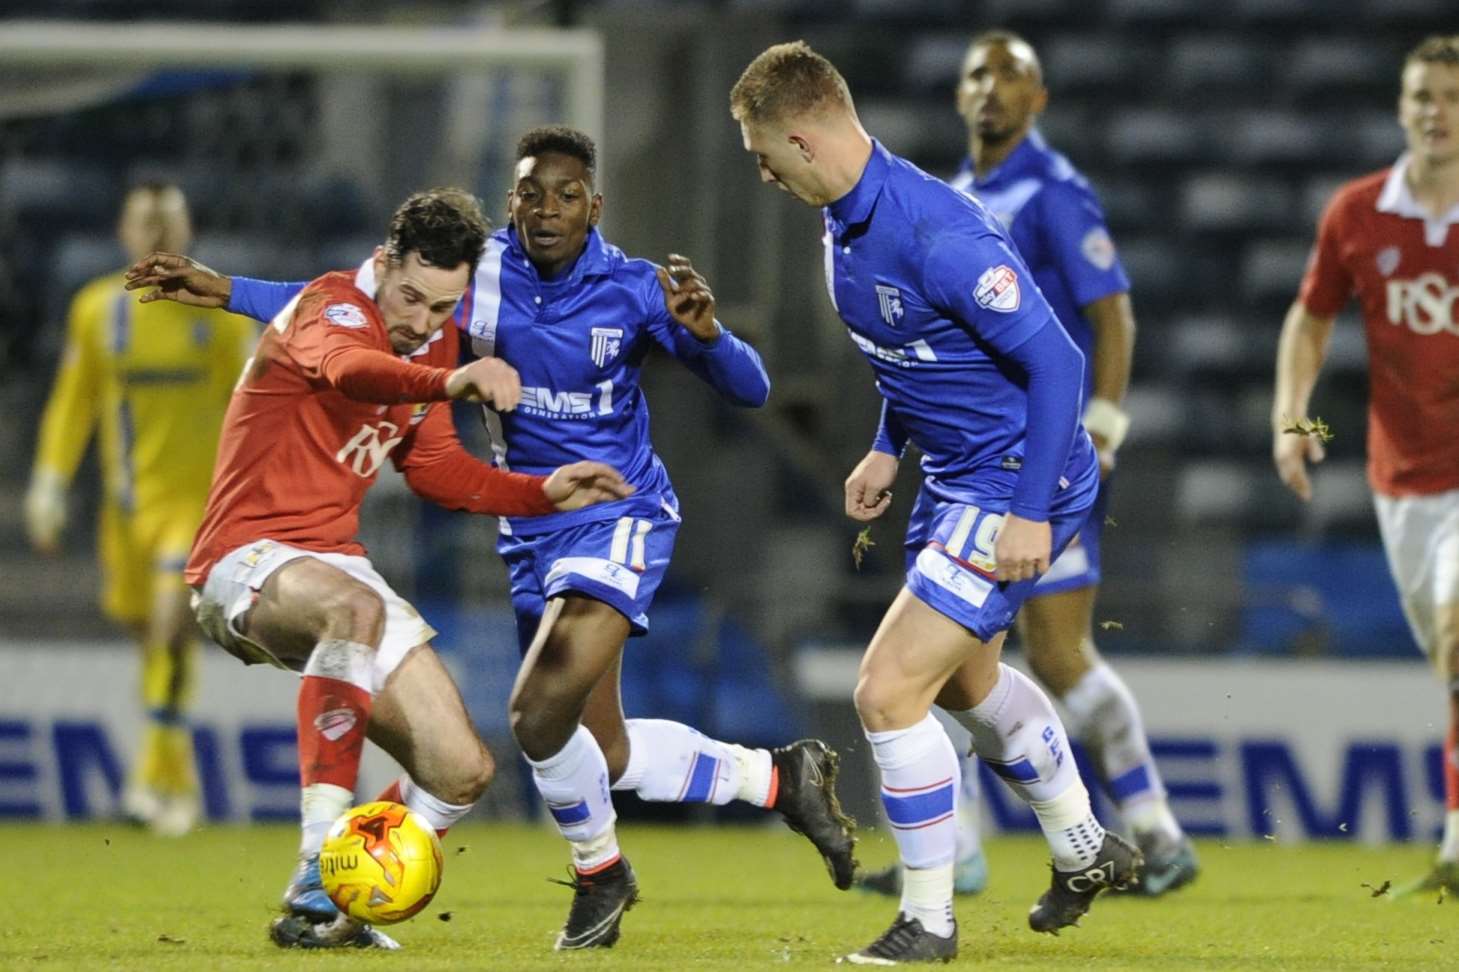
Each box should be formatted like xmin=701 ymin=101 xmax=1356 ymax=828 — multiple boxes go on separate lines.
xmin=191 ymin=538 xmax=436 ymax=692
xmin=1374 ymin=488 xmax=1459 ymax=680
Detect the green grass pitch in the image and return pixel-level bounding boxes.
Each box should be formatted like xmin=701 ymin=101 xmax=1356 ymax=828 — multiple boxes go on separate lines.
xmin=2 ymin=822 xmax=1452 ymax=970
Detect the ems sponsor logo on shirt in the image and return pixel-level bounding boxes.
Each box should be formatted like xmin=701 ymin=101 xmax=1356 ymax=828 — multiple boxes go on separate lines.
xmin=974 ymin=265 xmax=1021 ymax=313
xmin=590 ymin=327 xmax=623 ymax=368
xmin=324 ymin=303 xmax=368 ymax=328
xmin=1080 ymin=227 xmax=1117 ymax=271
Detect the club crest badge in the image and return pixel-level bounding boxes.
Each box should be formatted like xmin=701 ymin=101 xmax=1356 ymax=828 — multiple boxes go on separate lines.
xmin=875 ymin=284 xmax=904 ymax=326
xmin=590 ymin=327 xmax=623 ymax=367
xmin=1375 ymin=246 xmax=1400 ymax=278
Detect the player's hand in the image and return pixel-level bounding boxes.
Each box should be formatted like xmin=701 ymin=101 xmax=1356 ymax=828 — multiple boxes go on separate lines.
xmin=655 ymin=254 xmax=720 ymax=342
xmin=543 ymin=461 xmax=636 ymax=511
xmin=23 ymin=471 xmax=66 ymax=556
xmin=845 ymin=450 xmax=899 ymax=522
xmin=123 ymin=251 xmax=232 ymax=308
xmin=1273 ymin=429 xmax=1325 ymax=502
xmin=1089 ymin=431 xmax=1116 ymax=480
xmin=993 ymin=513 xmax=1051 ymax=583
xmin=446 ymin=357 xmax=522 ymax=410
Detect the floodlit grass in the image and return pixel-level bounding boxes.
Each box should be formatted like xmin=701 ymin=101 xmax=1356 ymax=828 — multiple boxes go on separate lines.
xmin=2 ymin=822 xmax=1451 ymax=970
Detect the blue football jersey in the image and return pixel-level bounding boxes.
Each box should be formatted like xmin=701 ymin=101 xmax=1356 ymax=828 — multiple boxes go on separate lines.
xmin=826 ymin=140 xmax=1097 ymax=513
xmin=949 ymin=130 xmax=1130 ymax=409
xmin=462 ymin=226 xmax=769 ymax=536
xmin=223 ymin=226 xmax=770 ymax=538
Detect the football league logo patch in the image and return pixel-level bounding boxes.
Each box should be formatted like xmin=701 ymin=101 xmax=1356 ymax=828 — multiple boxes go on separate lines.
xmin=590 ymin=327 xmax=623 ymax=368
xmin=324 ymin=303 xmax=368 ymax=328
xmin=1081 ymin=227 xmax=1117 ymax=271
xmin=974 ymin=265 xmax=1021 ymax=313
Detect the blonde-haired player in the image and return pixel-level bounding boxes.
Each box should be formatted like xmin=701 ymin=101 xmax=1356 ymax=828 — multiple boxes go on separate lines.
xmin=26 ymin=182 xmax=256 ymax=835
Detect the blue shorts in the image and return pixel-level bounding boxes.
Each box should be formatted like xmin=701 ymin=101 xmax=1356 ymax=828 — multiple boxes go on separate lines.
xmin=904 ymin=486 xmax=1094 ymax=641
xmin=498 ymin=507 xmax=680 ymax=653
xmin=1033 ymin=481 xmax=1108 ymax=595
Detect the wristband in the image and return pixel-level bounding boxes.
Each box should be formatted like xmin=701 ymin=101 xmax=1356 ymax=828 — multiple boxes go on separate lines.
xmin=1082 ymin=397 xmax=1130 ymax=451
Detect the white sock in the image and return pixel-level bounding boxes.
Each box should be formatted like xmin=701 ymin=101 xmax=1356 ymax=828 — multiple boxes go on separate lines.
xmin=866 ymin=713 xmax=958 ymax=935
xmin=930 ymin=707 xmax=982 ymax=862
xmin=614 ymin=718 xmax=773 ymax=806
xmin=526 ymin=725 xmax=620 ymax=872
xmin=1439 ymin=810 xmax=1459 ymax=862
xmin=1062 ymin=662 xmax=1180 ymax=842
xmin=1030 ymin=780 xmax=1106 ymax=871
xmin=946 ymin=663 xmax=1108 ymax=869
xmin=299 ymin=782 xmax=353 ymax=857
xmin=397 ymin=777 xmax=475 ymax=833
xmin=901 ymin=863 xmax=955 ymax=937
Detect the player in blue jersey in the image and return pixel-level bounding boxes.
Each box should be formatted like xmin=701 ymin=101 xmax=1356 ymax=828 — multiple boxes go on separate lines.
xmin=129 ymin=128 xmax=856 ymax=952
xmin=733 ymin=42 xmax=1139 ymax=964
xmin=853 ymin=30 xmax=1197 ymax=904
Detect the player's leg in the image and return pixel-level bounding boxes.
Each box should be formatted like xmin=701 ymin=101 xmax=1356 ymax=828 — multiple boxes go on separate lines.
xmin=510 ymin=593 xmax=639 ymax=950
xmin=100 ymin=504 xmax=173 ymax=830
xmin=1374 ymin=492 xmax=1459 ymax=897
xmin=134 ymin=576 xmax=203 ymax=837
xmin=856 ymin=700 xmax=990 ymax=899
xmin=366 ymin=644 xmax=494 ymax=835
xmin=841 ymin=587 xmax=976 ymax=963
xmin=1020 ymin=583 xmax=1196 ymax=895
xmin=193 ymin=541 xmax=414 ymax=948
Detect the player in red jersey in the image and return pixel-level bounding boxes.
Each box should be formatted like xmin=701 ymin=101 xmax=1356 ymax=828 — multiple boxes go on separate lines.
xmin=132 ymin=188 xmax=631 ymax=949
xmin=1273 ymin=35 xmax=1459 ymax=896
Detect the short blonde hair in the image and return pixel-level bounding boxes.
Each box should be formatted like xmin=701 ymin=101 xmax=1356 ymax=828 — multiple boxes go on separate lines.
xmin=1406 ymin=34 xmax=1459 ymax=68
xmin=730 ymin=40 xmax=854 ymax=126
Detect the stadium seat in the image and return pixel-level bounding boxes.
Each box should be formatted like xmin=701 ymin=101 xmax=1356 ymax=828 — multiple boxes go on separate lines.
xmin=1179 ymin=172 xmax=1293 ymax=233
xmin=1042 ymin=34 xmax=1155 ymax=92
xmin=1164 ymin=36 xmax=1272 ymax=96
xmin=1104 ymin=110 xmax=1207 ymax=166
xmin=1284 ymin=38 xmax=1399 ymax=102
xmin=1240 ymin=239 xmax=1312 ymax=304
xmin=1221 ymin=109 xmax=1328 ymax=167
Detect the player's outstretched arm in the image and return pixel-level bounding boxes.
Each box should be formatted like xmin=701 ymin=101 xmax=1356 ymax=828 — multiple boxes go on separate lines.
xmin=1271 ymin=301 xmax=1335 ymax=502
xmin=123 ymin=251 xmax=232 ymax=307
xmin=543 ymin=461 xmax=635 ymax=511
xmin=649 ymin=254 xmax=770 ymax=407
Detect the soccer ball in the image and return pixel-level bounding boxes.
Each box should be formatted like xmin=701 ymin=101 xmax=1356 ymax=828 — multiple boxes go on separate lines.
xmin=319 ymin=801 xmax=444 ymax=925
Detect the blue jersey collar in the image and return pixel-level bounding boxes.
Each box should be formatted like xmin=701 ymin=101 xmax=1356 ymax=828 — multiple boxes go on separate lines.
xmin=960 ymin=128 xmax=1047 ymax=191
xmin=826 ymin=139 xmax=892 ymax=230
xmin=503 ymin=224 xmax=618 ymax=283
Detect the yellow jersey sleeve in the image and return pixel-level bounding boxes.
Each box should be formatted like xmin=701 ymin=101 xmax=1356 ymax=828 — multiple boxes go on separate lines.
xmin=32 ymin=280 xmax=106 ymax=485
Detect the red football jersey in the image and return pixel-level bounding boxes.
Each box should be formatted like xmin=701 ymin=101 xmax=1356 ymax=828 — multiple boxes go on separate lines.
xmin=1299 ymin=161 xmax=1459 ymax=497
xmin=186 ymin=267 xmax=553 ymax=585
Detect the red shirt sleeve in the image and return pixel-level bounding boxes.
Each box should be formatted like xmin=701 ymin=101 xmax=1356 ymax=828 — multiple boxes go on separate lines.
xmin=288 ymin=283 xmax=453 ymax=404
xmin=393 ymin=404 xmax=557 ymax=516
xmin=1297 ymin=190 xmax=1355 ymax=318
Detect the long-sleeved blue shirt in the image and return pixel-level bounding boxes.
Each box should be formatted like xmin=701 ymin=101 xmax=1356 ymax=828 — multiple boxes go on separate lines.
xmin=227 ymin=225 xmax=770 ymax=536
xmin=830 ymin=140 xmax=1098 ymax=522
xmin=951 ymin=129 xmax=1131 ymax=411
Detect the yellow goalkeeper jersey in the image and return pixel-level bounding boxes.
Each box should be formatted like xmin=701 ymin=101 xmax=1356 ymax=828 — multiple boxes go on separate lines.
xmin=33 ymin=271 xmax=257 ymax=515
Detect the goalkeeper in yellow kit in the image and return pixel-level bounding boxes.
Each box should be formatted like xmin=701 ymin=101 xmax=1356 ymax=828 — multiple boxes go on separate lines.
xmin=26 ymin=183 xmax=256 ymax=835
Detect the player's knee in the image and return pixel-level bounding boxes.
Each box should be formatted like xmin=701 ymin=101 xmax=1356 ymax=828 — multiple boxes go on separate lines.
xmin=854 ymin=675 xmax=902 ymax=730
xmin=320 ymin=584 xmax=386 ymax=646
xmin=438 ymin=743 xmax=495 ymax=805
